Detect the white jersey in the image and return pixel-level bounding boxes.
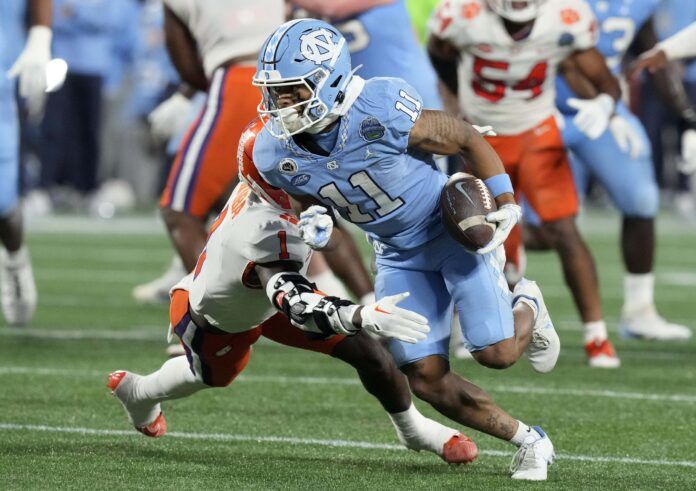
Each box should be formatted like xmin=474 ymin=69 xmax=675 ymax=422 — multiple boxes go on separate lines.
xmin=173 ymin=183 xmax=311 ymax=333
xmin=163 ymin=0 xmax=285 ymax=77
xmin=428 ymin=0 xmax=598 ymax=134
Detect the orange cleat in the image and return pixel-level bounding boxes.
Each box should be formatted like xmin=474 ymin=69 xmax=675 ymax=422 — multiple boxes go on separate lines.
xmin=442 ymin=433 xmax=478 ymax=464
xmin=585 ymin=339 xmax=620 ymax=369
xmin=107 ymin=370 xmax=167 ymax=437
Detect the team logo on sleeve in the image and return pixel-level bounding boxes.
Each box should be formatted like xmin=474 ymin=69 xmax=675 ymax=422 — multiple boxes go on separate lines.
xmin=359 ymin=117 xmax=386 ymax=142
xmin=300 ymin=29 xmax=340 ymax=65
xmin=291 ymin=174 xmax=312 ymax=186
xmin=278 ymin=158 xmax=298 ymax=175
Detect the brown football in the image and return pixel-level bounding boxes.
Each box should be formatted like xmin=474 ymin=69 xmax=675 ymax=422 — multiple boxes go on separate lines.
xmin=439 ymin=173 xmax=497 ymax=251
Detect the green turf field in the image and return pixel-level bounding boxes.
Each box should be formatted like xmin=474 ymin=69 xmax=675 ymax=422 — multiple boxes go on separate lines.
xmin=1 ymin=212 xmax=695 ymax=489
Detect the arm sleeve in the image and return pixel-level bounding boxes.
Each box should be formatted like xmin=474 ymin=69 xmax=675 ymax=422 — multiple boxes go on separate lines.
xmin=658 ymin=22 xmax=696 ymax=60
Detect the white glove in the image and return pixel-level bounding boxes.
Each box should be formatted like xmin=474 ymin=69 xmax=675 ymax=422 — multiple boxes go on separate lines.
xmin=680 ymin=129 xmax=696 ymax=174
xmin=298 ymin=205 xmax=333 ymax=249
xmin=473 ymin=124 xmax=497 ymax=137
xmin=7 ymin=26 xmax=52 ymax=118
xmin=567 ymin=94 xmax=615 ymax=140
xmin=609 ymin=115 xmax=646 ymax=160
xmin=477 ymin=203 xmax=522 ymax=255
xmin=148 ymin=92 xmax=193 ymax=141
xmin=360 ymin=292 xmax=430 ymax=344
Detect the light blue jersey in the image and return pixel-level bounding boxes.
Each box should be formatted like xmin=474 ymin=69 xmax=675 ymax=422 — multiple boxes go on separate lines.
xmin=255 ymin=76 xmax=513 ymax=365
xmin=256 ymin=77 xmax=447 ymax=250
xmin=331 ymin=1 xmax=442 ymax=109
xmin=553 ymin=0 xmax=660 ymax=219
xmin=0 ymin=0 xmax=27 ymax=215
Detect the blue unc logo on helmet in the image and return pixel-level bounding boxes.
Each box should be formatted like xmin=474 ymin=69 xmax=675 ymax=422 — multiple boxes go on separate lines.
xmin=253 ymin=19 xmax=354 ymax=139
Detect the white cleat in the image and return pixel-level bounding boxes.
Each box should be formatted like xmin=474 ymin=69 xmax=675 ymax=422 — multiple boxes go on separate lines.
xmin=513 ymin=279 xmax=560 ymax=373
xmin=1 ymin=247 xmax=37 ymax=326
xmin=132 ymin=256 xmax=186 ymax=305
xmin=107 ymin=370 xmax=166 ymax=437
xmin=619 ymin=306 xmax=692 ymax=341
xmin=510 ymin=426 xmax=555 ymax=481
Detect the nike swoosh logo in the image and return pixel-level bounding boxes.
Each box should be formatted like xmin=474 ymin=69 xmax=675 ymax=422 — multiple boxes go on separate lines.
xmin=375 ymin=306 xmax=391 ymax=315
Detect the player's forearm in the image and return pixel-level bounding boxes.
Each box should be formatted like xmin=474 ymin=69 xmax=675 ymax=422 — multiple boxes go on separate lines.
xmin=573 ymin=48 xmax=621 ymax=102
xmin=164 ymin=6 xmax=208 ymax=92
xmin=648 ymin=63 xmax=696 ymax=125
xmin=289 ymin=0 xmax=392 ymax=19
xmin=427 ymin=37 xmax=459 ymax=95
xmin=29 ymin=0 xmax=51 ymax=27
xmin=658 ymin=22 xmax=696 ymax=61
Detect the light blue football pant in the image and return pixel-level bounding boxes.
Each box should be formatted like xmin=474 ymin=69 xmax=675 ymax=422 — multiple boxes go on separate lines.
xmin=374 ymin=231 xmax=514 ymax=367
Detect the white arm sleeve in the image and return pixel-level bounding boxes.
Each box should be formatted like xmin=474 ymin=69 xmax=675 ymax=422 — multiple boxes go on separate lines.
xmin=658 ymin=22 xmax=696 ymax=61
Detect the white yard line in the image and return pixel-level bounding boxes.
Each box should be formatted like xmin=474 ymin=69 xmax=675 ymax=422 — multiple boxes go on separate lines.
xmin=0 ymin=422 xmax=694 ymax=468
xmin=1 ymin=365 xmax=694 ymax=404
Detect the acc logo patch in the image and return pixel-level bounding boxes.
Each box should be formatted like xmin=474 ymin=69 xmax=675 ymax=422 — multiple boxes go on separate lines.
xmin=300 ymin=28 xmax=340 ymax=65
xmin=278 ymin=158 xmax=298 ymax=175
xmin=291 ymin=173 xmax=312 ymax=186
xmin=558 ymin=32 xmax=575 ymax=47
xmin=359 ymin=117 xmax=386 ymax=142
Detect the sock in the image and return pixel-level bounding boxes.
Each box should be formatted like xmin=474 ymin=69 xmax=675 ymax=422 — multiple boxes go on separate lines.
xmin=308 ymin=270 xmax=351 ymax=299
xmin=623 ymin=273 xmax=654 ymax=316
xmin=509 ymin=420 xmax=541 ymax=447
xmin=584 ymin=320 xmax=608 ymax=344
xmin=3 ymin=245 xmax=29 ymax=265
xmin=134 ymin=355 xmax=207 ymax=403
xmin=388 ymin=403 xmax=458 ymax=455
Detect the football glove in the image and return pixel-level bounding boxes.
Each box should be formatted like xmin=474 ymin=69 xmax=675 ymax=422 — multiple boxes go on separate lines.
xmin=7 ymin=26 xmax=52 ymax=118
xmin=477 ymin=203 xmax=522 ymax=255
xmin=148 ymin=92 xmax=193 ymax=141
xmin=609 ymin=115 xmax=646 ymax=160
xmin=360 ymin=292 xmax=430 ymax=344
xmin=681 ymin=129 xmax=696 ymax=174
xmin=298 ymin=205 xmax=333 ymax=249
xmin=567 ymin=94 xmax=615 ymax=140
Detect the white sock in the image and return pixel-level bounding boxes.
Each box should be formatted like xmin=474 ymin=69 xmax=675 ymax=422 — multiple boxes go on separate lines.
xmin=584 ymin=320 xmax=608 ymax=344
xmin=134 ymin=356 xmax=207 ymax=404
xmin=308 ymin=270 xmax=351 ymax=299
xmin=3 ymin=245 xmax=29 ymax=265
xmin=388 ymin=403 xmax=458 ymax=455
xmin=623 ymin=273 xmax=654 ymax=316
xmin=509 ymin=420 xmax=541 ymax=447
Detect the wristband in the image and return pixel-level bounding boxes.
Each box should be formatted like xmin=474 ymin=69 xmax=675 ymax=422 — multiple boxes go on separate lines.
xmin=484 ymin=174 xmax=514 ymax=198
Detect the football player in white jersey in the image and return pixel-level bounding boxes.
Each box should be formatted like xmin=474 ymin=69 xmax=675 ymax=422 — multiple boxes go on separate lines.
xmin=110 ymin=118 xmax=482 ymax=466
xmin=134 ymin=0 xmax=375 ymax=310
xmin=428 ymin=0 xmax=623 ymax=368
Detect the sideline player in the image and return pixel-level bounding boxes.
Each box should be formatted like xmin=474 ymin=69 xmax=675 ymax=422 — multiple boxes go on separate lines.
xmin=252 ymin=20 xmax=558 ymax=480
xmin=1 ymin=0 xmax=51 ymax=325
xmin=427 ymin=0 xmax=622 ymax=368
xmin=134 ymin=0 xmax=374 ymax=308
xmin=535 ymin=0 xmax=693 ymax=341
xmin=109 ymin=121 xmax=490 ymax=466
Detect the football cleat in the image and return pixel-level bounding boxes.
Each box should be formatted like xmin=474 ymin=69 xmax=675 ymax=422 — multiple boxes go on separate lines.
xmin=510 ymin=426 xmax=555 ymax=481
xmin=132 ymin=256 xmax=186 ymax=305
xmin=513 ymin=279 xmax=560 ymax=373
xmin=619 ymin=307 xmax=692 ymax=341
xmin=1 ymin=246 xmax=37 ymax=326
xmin=441 ymin=433 xmax=478 ymax=464
xmin=107 ymin=370 xmax=166 ymax=437
xmin=585 ymin=339 xmax=621 ymax=369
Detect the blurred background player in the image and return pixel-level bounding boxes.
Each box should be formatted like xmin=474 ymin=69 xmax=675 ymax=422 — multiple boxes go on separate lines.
xmin=134 ymin=0 xmax=375 ymax=309
xmin=1 ymin=0 xmax=53 ymax=326
xmin=524 ymin=0 xmax=694 ymax=341
xmin=427 ymin=0 xmax=622 ymax=367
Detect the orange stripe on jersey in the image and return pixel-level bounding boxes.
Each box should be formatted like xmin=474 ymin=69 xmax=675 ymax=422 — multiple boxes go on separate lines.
xmin=193 ymin=250 xmax=207 ymax=279
xmin=207 ymin=205 xmax=229 ymax=239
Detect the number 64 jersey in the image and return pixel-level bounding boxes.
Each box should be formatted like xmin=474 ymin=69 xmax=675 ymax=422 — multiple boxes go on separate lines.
xmin=428 ymin=0 xmax=598 ymax=135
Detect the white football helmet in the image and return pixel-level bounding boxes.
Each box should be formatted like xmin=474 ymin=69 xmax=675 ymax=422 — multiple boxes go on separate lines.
xmin=486 ymin=0 xmax=546 ymax=22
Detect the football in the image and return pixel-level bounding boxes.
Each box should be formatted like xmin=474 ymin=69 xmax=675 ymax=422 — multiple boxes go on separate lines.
xmin=439 ymin=172 xmax=497 ymax=251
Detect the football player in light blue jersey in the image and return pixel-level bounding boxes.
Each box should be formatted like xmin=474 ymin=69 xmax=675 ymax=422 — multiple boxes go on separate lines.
xmin=251 ymin=19 xmax=558 ymax=480
xmin=0 ymin=0 xmax=53 ymax=326
xmin=544 ymin=0 xmax=694 ymax=341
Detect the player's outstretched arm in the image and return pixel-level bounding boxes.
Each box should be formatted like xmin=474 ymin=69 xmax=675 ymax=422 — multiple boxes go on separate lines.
xmin=628 ymin=21 xmax=696 ymax=77
xmin=256 ymin=262 xmax=429 ymax=344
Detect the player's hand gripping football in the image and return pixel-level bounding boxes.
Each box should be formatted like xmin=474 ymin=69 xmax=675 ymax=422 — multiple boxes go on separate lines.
xmin=476 ymin=203 xmax=522 ymax=255
xmin=7 ymin=26 xmax=52 ymax=118
xmin=360 ymin=292 xmax=430 ymax=344
xmin=567 ymin=94 xmax=615 ymax=140
xmin=298 ymin=205 xmax=333 ymax=249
